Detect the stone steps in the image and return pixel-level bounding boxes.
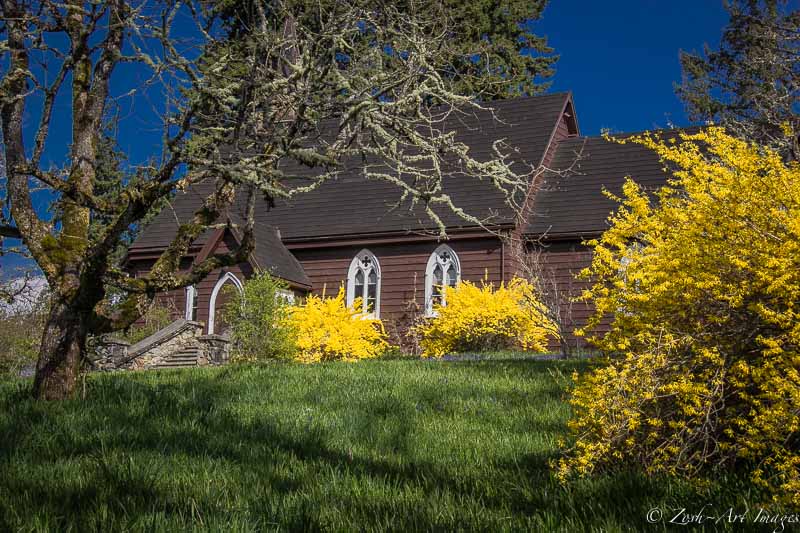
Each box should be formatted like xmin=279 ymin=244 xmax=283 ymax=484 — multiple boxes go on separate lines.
xmin=94 ymin=319 xmax=230 ymax=371
xmin=153 ymin=345 xmax=201 ymax=369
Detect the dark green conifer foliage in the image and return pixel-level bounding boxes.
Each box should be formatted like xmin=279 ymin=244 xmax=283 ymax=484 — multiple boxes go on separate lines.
xmin=677 ymin=0 xmax=799 ymax=158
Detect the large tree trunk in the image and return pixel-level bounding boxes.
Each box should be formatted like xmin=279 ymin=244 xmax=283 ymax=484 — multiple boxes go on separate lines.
xmin=32 ymin=301 xmax=88 ymax=401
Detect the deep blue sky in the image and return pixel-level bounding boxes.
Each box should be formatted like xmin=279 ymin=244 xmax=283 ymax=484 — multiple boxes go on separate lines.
xmin=536 ymin=0 xmax=728 ymax=135
xmin=1 ymin=1 xmax=731 ymax=275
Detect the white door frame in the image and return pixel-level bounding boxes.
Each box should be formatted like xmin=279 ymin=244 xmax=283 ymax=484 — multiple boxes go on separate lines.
xmin=207 ymin=271 xmax=244 ymax=334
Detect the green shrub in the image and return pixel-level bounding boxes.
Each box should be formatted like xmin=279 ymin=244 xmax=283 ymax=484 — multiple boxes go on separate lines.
xmin=224 ymin=272 xmax=296 ymax=362
xmin=0 ymin=292 xmax=49 ymax=377
xmin=117 ymin=298 xmax=177 ymax=345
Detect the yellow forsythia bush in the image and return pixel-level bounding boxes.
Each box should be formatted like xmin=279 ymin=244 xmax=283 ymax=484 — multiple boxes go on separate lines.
xmin=417 ymin=278 xmax=553 ymax=357
xmin=558 ymin=128 xmax=800 ymax=506
xmin=283 ymin=288 xmax=389 ymax=363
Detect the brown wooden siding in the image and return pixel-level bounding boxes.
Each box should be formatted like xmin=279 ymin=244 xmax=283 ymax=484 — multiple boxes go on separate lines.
xmin=531 ymin=241 xmax=607 ymax=353
xmin=127 ymin=233 xmax=607 ymax=354
xmin=292 ymin=237 xmax=504 ymax=320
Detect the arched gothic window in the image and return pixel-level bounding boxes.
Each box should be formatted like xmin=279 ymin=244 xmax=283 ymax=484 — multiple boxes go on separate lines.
xmin=346 ymin=249 xmax=381 ymax=317
xmin=425 ymin=245 xmax=461 ymax=316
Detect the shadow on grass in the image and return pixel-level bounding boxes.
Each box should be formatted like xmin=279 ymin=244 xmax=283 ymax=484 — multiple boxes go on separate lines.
xmin=0 ymin=363 xmax=771 ymax=531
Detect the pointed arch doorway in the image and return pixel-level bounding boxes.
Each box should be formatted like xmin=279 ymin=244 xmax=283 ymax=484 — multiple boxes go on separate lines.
xmin=208 ymin=271 xmax=244 ymax=335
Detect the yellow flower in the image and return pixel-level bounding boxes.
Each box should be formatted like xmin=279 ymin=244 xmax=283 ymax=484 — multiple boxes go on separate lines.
xmin=416 ymin=278 xmax=553 ymax=357
xmin=558 ymin=128 xmax=800 ymax=506
xmin=283 ymin=288 xmax=389 ymax=363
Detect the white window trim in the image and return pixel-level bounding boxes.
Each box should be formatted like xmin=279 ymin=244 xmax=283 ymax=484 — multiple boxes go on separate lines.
xmin=346 ymin=249 xmax=381 ymax=318
xmin=208 ymin=271 xmax=244 ymax=334
xmin=184 ymin=285 xmax=198 ymax=321
xmin=276 ymin=288 xmax=295 ymax=304
xmin=424 ymin=244 xmax=461 ymax=316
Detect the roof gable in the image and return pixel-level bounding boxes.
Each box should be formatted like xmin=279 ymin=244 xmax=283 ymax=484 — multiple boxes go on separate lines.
xmin=246 ymin=225 xmax=311 ymax=287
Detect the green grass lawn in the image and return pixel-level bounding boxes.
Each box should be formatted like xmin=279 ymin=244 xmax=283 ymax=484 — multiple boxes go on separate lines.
xmin=0 ymin=359 xmax=774 ymax=532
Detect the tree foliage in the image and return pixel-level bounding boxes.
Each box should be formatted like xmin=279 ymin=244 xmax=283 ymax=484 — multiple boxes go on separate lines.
xmin=89 ymin=132 xmax=168 ymax=263
xmin=0 ymin=0 xmax=547 ymax=398
xmin=677 ymin=0 xmax=800 ymax=159
xmin=558 ymin=129 xmax=800 ymax=506
xmin=208 ymin=0 xmax=555 ymax=100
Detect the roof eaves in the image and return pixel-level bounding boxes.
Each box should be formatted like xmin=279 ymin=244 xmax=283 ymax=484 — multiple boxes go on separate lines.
xmin=280 ymin=224 xmax=515 ymax=244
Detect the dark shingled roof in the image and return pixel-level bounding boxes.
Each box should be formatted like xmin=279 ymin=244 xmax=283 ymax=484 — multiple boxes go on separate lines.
xmin=247 ymin=224 xmax=311 ymax=287
xmin=260 ymin=93 xmax=571 ymax=240
xmin=131 ymin=93 xmax=572 ymax=257
xmin=526 ymin=130 xmax=697 ymax=238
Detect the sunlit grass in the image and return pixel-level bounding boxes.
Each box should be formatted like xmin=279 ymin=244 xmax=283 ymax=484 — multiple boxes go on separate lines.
xmin=0 ymin=360 xmax=769 ymax=531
